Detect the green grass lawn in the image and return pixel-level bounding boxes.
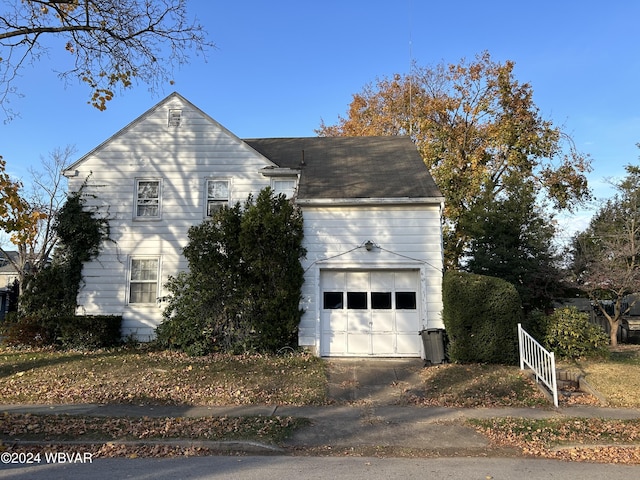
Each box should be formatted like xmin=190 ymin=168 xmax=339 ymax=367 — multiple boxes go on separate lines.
xmin=558 ymin=343 xmax=640 ymax=408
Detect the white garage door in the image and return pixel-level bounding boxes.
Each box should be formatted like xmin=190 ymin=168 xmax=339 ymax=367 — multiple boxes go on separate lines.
xmin=320 ymin=270 xmax=422 ymax=357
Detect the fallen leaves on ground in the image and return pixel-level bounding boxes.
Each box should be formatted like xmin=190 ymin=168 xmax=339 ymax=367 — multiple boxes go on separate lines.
xmin=402 ymin=364 xmax=551 ymax=408
xmin=0 ymin=349 xmax=326 ymax=406
xmin=469 ymin=417 xmax=640 ymax=464
xmin=0 ymin=412 xmax=303 ymax=442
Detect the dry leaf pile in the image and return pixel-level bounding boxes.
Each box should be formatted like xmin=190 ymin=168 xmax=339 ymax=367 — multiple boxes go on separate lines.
xmin=470 ymin=417 xmax=640 ymax=464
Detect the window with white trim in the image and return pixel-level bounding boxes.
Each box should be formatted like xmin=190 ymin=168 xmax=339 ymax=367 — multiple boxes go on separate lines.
xmin=206 ymin=179 xmax=229 ymax=216
xmin=135 ymin=179 xmax=161 ymax=218
xmin=129 ymin=258 xmax=159 ymax=304
xmin=271 ymin=178 xmax=297 ymax=199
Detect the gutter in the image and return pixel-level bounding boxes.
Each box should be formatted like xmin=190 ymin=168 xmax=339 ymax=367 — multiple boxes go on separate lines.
xmin=295 ymin=197 xmax=445 ymax=207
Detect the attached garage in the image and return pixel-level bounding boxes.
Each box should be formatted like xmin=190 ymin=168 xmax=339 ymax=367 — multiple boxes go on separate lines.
xmin=320 ymin=270 xmax=422 ymax=357
xmin=249 ymin=135 xmax=445 ymax=357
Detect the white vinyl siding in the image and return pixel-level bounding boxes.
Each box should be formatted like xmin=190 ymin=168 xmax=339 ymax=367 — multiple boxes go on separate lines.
xmin=68 ymin=95 xmax=276 ymax=339
xmin=135 ymin=179 xmax=161 ymax=219
xmin=129 ymin=258 xmax=159 ymax=304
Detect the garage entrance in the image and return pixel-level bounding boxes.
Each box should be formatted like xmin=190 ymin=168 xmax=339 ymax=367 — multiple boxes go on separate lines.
xmin=320 ymin=270 xmax=422 ymax=357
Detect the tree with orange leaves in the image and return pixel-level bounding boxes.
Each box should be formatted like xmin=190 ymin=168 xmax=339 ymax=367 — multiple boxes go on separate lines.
xmin=0 ymin=148 xmax=71 ymax=296
xmin=318 ymin=52 xmax=592 ymax=269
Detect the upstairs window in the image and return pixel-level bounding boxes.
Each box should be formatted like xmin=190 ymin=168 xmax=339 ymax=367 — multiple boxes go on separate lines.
xmin=129 ymin=258 xmax=159 ymax=304
xmin=206 ymin=179 xmax=229 ymax=216
xmin=135 ymin=179 xmax=161 ymax=219
xmin=271 ymin=178 xmax=297 ymax=199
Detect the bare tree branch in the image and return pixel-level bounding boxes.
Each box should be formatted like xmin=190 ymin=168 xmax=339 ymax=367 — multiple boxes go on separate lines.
xmin=0 ymin=0 xmax=213 ymax=118
xmin=571 ymin=163 xmax=640 ymax=345
xmin=0 ymin=146 xmax=75 ymax=294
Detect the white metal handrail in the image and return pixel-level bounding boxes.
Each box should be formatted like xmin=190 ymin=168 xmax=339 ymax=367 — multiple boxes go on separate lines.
xmin=517 ymin=323 xmax=558 ymax=407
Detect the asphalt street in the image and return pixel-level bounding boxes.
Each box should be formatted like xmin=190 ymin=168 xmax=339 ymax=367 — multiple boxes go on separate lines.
xmin=2 ymin=456 xmax=640 ymax=480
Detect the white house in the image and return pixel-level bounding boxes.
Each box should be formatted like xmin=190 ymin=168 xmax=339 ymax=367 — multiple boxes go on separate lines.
xmin=63 ymin=92 xmax=445 ymax=357
xmin=0 ymin=251 xmax=19 ymax=320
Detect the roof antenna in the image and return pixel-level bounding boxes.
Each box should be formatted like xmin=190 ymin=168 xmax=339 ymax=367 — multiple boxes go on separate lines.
xmin=408 ymin=0 xmax=413 ymax=137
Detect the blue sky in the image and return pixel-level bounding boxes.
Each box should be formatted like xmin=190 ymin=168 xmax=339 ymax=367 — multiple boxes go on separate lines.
xmin=2 ymin=0 xmax=640 ymax=239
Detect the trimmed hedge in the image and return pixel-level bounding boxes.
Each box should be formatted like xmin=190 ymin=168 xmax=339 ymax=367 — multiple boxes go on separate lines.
xmin=56 ymin=315 xmax=122 ymax=349
xmin=0 ymin=315 xmax=122 ymax=349
xmin=0 ymin=314 xmax=54 ymax=348
xmin=443 ymin=270 xmax=523 ymax=364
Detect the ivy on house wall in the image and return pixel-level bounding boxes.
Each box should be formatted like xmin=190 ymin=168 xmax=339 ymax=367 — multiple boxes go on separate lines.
xmin=19 ymin=185 xmax=110 ymax=321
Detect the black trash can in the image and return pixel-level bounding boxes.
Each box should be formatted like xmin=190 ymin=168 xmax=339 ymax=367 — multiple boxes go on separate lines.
xmin=420 ymin=328 xmax=446 ymax=365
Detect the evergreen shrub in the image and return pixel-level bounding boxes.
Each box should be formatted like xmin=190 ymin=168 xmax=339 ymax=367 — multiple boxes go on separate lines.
xmin=56 ymin=315 xmax=122 ymax=349
xmin=156 ymin=188 xmax=305 ymax=355
xmin=0 ymin=314 xmax=54 ymax=347
xmin=544 ymin=306 xmax=609 ymax=359
xmin=443 ymin=270 xmax=523 ymax=364
xmin=0 ymin=314 xmax=122 ymax=349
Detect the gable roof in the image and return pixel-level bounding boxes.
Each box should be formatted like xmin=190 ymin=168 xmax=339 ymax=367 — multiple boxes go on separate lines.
xmin=63 ymin=92 xmax=442 ymax=205
xmin=0 ymin=251 xmax=19 ymax=274
xmin=64 ymin=92 xmax=276 ymax=174
xmin=244 ymin=136 xmax=443 ymax=203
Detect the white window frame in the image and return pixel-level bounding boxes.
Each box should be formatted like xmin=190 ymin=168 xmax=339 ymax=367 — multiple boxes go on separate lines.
xmin=128 ymin=257 xmax=160 ymax=305
xmin=271 ymin=177 xmax=297 ymax=199
xmin=134 ymin=178 xmax=162 ymax=220
xmin=205 ymin=178 xmax=230 ymax=217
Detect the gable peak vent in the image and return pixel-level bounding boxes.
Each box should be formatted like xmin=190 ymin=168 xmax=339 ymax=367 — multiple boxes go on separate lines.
xmin=168 ymin=108 xmax=182 ymax=127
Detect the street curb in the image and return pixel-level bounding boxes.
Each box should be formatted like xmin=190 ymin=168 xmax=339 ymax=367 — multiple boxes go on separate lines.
xmin=0 ymin=438 xmax=286 ymax=455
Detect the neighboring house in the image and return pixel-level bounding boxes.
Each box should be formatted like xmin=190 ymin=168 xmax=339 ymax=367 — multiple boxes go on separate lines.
xmin=63 ymin=92 xmax=445 ymax=357
xmin=0 ymin=251 xmax=19 ymax=321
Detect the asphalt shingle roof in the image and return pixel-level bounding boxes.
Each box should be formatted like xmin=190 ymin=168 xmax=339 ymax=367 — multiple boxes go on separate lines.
xmin=244 ymin=136 xmax=443 ymax=201
xmin=0 ymin=251 xmax=18 ymax=274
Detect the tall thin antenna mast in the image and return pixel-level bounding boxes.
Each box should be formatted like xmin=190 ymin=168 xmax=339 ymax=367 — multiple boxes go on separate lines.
xmin=408 ymin=0 xmax=413 ymax=137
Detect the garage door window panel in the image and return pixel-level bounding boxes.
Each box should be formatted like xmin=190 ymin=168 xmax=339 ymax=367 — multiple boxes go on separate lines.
xmin=371 ymin=292 xmax=392 ymax=309
xmin=347 ymin=292 xmax=367 ymax=309
xmin=323 ymin=292 xmax=344 ymax=309
xmin=396 ymin=291 xmax=417 ymax=309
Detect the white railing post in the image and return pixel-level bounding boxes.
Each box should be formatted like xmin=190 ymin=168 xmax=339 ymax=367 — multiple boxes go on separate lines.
xmin=517 ymin=323 xmax=558 ymax=408
xmin=550 ymin=351 xmax=558 ymax=408
xmin=518 ymin=323 xmax=525 ymax=370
